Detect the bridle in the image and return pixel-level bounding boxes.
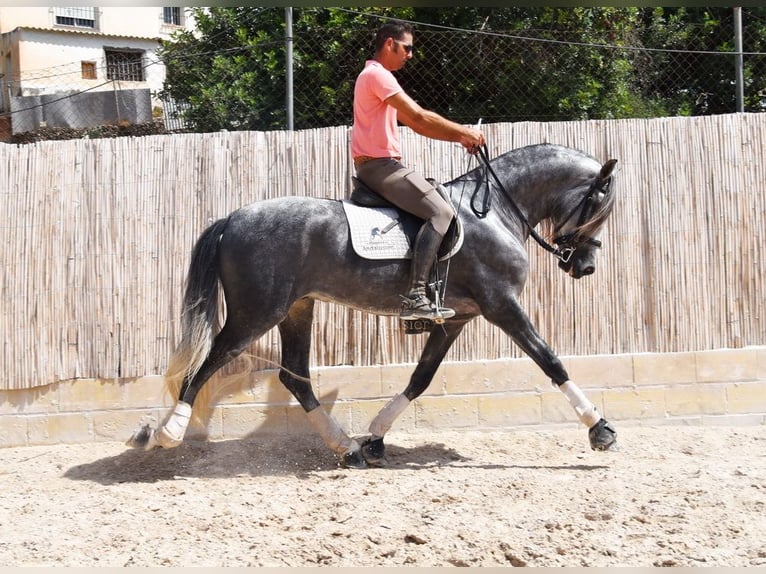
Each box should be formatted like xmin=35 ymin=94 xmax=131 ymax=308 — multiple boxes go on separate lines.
xmin=550 ymin=175 xmax=612 ymax=264
xmin=473 ymin=145 xmax=609 ymax=264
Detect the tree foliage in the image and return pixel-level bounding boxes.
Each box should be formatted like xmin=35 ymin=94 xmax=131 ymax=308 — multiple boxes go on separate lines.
xmin=158 ymin=7 xmax=766 ymax=132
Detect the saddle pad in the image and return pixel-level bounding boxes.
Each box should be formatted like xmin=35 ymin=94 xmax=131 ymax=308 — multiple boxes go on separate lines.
xmin=342 ymin=200 xmax=413 ymax=260
xmin=342 ymin=199 xmax=464 ymax=261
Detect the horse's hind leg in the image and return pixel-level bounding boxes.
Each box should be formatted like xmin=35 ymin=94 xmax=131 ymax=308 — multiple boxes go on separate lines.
xmin=278 ymin=298 xmax=365 ymax=469
xmin=130 ymin=317 xmax=272 ymax=450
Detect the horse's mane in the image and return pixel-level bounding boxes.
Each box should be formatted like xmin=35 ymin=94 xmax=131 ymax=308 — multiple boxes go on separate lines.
xmin=571 ymin=177 xmax=617 ymax=242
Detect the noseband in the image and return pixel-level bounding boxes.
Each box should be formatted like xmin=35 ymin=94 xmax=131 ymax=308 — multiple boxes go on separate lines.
xmin=475 ymin=145 xmax=608 ymax=263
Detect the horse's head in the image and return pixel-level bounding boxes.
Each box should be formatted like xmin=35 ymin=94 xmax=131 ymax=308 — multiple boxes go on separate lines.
xmin=551 ymin=158 xmax=618 ymax=279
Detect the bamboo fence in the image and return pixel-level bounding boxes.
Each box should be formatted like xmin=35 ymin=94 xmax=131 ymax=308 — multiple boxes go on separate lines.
xmin=0 ymin=114 xmax=764 ymax=391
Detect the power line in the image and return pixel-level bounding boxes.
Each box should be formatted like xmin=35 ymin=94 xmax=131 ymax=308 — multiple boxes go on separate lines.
xmin=333 ymin=7 xmax=766 ymax=57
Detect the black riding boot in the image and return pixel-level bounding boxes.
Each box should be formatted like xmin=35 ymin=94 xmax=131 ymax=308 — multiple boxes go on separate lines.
xmin=400 ymin=222 xmax=455 ymax=320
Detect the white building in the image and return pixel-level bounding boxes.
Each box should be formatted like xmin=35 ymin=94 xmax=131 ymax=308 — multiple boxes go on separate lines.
xmin=0 ymin=6 xmax=196 ymax=135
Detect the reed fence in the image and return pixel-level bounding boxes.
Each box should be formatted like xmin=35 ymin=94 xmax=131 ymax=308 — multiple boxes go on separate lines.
xmin=1 ymin=113 xmax=764 ymax=391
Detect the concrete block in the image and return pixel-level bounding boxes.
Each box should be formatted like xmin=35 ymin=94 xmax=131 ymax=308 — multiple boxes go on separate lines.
xmin=566 ymin=353 xmax=634 ymax=388
xmin=442 ymin=361 xmax=491 ymax=395
xmin=726 ymin=382 xmax=766 ymax=414
xmin=478 ymin=392 xmax=542 ymax=427
xmin=702 ymin=413 xmax=766 ymax=426
xmin=221 ymin=404 xmax=288 ymax=438
xmin=316 ymin=365 xmax=382 ymax=400
xmin=120 ymin=375 xmax=174 ymax=409
xmin=0 ymin=385 xmax=59 ymax=415
xmin=58 ymin=379 xmax=123 ymax=412
xmin=603 ymin=387 xmax=666 ymax=420
xmin=415 ymin=395 xmax=479 ymax=429
xmin=200 ymin=408 xmax=223 ymax=440
xmin=485 ymin=358 xmax=552 ymax=392
xmin=633 ymin=352 xmax=696 ymax=385
xmin=755 ymin=347 xmax=766 ymax=381
xmin=696 ymin=348 xmax=758 ymax=383
xmin=650 ymin=416 xmax=703 ymax=426
xmin=214 ymin=370 xmax=294 ymax=406
xmin=382 ymin=362 xmax=446 ymax=397
xmin=665 ymin=383 xmax=727 ymax=416
xmin=285 ymin=404 xmax=316 ymax=436
xmin=26 ymin=413 xmax=93 ymax=445
xmin=0 ymin=415 xmax=28 ymax=447
xmin=381 ymin=364 xmax=428 ymax=396
xmin=93 ymin=408 xmax=161 ymax=442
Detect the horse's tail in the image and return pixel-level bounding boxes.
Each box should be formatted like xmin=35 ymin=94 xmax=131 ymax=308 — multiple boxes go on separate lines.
xmin=165 ymin=217 xmax=230 ymax=409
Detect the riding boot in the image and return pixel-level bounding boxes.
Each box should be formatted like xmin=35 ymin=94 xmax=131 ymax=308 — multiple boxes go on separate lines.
xmin=399 ymin=222 xmax=455 ymax=320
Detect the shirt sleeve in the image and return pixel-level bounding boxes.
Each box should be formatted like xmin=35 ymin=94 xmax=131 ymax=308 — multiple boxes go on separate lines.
xmin=369 ymin=65 xmax=402 ymax=102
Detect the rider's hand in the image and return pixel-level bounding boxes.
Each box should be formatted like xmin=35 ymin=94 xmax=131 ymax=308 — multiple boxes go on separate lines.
xmin=460 ymin=128 xmax=485 ymax=154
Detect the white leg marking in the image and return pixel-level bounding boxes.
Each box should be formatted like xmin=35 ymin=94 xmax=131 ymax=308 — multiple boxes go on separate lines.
xmin=146 ymin=401 xmax=191 ymax=450
xmin=368 ymin=393 xmax=411 ymax=438
xmin=306 ymin=406 xmax=355 ymax=455
xmin=559 ymin=380 xmax=601 ymax=428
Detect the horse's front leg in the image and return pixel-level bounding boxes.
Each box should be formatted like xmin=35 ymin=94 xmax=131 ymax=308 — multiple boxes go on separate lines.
xmin=362 ymin=321 xmax=467 ymax=465
xmin=486 ymin=295 xmax=618 ymax=451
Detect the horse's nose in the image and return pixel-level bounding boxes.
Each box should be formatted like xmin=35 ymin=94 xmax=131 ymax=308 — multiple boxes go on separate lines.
xmin=571 ymin=263 xmax=595 ymax=279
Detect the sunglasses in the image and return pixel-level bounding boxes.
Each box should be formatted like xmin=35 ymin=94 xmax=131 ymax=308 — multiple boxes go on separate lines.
xmin=393 ymin=39 xmax=414 ymax=54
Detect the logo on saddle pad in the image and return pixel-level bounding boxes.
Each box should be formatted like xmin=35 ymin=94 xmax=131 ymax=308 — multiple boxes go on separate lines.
xmin=341 ymin=199 xmax=463 ymax=261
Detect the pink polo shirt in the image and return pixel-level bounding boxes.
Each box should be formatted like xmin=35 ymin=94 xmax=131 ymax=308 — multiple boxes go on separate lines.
xmin=351 ymin=60 xmax=403 ymax=159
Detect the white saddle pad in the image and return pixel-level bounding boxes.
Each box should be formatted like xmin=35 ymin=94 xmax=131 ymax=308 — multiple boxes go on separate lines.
xmin=341 ymin=199 xmax=463 ymax=261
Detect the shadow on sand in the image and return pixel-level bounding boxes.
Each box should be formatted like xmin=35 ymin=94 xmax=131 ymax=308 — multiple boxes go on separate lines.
xmin=63 ymin=430 xmax=608 ymax=486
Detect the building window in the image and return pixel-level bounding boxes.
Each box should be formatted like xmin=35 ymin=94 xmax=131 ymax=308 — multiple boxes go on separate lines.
xmin=105 ymin=49 xmax=144 ymax=82
xmin=163 ymin=7 xmax=183 ymax=26
xmin=81 ymin=61 xmax=97 ymax=79
xmin=54 ymin=7 xmax=97 ymax=29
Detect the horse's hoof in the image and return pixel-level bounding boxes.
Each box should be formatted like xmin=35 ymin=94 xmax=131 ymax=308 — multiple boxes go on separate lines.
xmin=588 ymin=418 xmax=618 ymax=451
xmin=125 ymin=424 xmax=152 ymax=449
xmin=361 ymin=437 xmax=387 ymax=466
xmin=340 ymin=448 xmax=368 ymax=469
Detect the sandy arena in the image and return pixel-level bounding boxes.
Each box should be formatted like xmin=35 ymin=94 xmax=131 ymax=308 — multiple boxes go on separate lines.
xmin=1 ymin=424 xmax=764 ymax=567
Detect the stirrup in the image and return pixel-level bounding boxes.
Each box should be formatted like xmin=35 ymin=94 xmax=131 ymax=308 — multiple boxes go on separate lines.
xmin=399 ymin=294 xmax=455 ymax=322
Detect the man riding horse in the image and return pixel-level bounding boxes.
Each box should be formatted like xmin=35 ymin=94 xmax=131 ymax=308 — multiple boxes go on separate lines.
xmin=352 ymin=21 xmax=485 ymax=321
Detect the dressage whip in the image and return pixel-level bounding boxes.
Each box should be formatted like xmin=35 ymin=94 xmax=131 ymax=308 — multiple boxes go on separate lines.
xmin=434 ymin=130 xmax=486 ymax=318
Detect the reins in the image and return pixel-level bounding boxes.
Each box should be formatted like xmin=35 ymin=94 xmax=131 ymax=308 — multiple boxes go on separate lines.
xmin=473 ymin=145 xmax=577 ymax=263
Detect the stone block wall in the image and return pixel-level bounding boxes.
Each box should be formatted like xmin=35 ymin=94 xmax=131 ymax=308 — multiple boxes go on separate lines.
xmin=1 ymin=347 xmax=764 ymax=448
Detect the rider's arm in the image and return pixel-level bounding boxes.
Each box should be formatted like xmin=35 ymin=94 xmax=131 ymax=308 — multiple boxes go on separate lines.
xmin=385 ymin=91 xmax=484 ymax=151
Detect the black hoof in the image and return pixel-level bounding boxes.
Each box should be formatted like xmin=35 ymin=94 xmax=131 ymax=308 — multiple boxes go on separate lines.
xmin=588 ymin=418 xmax=618 ymax=451
xmin=361 ymin=437 xmax=387 ymax=466
xmin=125 ymin=424 xmax=151 ymax=449
xmin=340 ymin=448 xmax=368 ymax=469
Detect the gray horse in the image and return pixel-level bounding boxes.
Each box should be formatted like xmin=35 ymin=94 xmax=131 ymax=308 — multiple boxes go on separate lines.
xmin=128 ymin=143 xmax=619 ymax=468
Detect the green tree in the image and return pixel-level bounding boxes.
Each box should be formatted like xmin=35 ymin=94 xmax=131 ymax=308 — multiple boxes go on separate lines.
xmin=637 ymin=7 xmax=766 ymax=115
xmin=158 ymin=7 xmax=287 ymax=131
xmin=159 ymin=7 xmax=415 ymax=131
xmin=399 ymin=7 xmax=661 ymax=122
xmin=157 ymin=7 xmax=764 ymax=132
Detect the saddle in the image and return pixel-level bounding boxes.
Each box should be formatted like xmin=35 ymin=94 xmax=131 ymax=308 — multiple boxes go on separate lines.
xmin=342 ymin=176 xmax=463 ymax=261
xmin=342 ymin=177 xmax=464 ymax=335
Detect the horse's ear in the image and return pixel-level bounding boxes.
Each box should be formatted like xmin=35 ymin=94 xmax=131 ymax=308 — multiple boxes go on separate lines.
xmin=600 ymin=159 xmax=617 ymax=181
